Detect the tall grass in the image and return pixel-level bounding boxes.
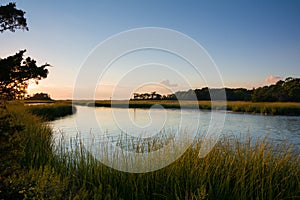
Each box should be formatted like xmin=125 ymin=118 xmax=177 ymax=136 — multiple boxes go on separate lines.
xmin=73 ymin=100 xmax=300 ymax=116
xmin=53 ymin=136 xmax=300 ymax=200
xmin=0 ymin=104 xmax=62 ymax=199
xmin=226 ymin=101 xmax=300 ymax=115
xmin=27 ymin=103 xmax=76 ymax=121
xmin=1 ymin=104 xmax=299 ymax=199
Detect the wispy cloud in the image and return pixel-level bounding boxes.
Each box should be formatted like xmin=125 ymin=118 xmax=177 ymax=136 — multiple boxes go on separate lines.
xmin=160 ymin=80 xmax=178 ymax=87
xmin=265 ymin=75 xmax=282 ymax=84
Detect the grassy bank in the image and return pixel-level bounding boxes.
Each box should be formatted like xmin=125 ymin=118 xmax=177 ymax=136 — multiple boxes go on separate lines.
xmin=226 ymin=101 xmax=300 ymax=115
xmin=73 ymin=100 xmax=300 ymax=116
xmin=23 ymin=99 xmax=55 ymax=104
xmin=0 ymin=105 xmax=60 ymax=199
xmin=26 ymin=102 xmax=76 ymax=121
xmin=0 ymin=104 xmax=299 ymax=199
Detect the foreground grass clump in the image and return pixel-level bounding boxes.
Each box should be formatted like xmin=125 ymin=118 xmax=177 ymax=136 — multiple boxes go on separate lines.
xmin=0 ymin=105 xmax=68 ymax=199
xmin=1 ymin=104 xmax=299 ymax=199
xmin=27 ymin=103 xmax=76 ymax=121
xmin=54 ymin=137 xmax=299 ymax=200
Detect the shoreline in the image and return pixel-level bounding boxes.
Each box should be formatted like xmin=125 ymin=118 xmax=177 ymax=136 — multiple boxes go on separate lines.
xmin=70 ymin=100 xmax=300 ymax=116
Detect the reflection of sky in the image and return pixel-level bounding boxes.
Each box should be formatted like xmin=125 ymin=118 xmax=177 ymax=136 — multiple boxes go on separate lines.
xmin=1 ymin=1 xmax=300 ymax=99
xmin=51 ymin=106 xmax=300 ymax=151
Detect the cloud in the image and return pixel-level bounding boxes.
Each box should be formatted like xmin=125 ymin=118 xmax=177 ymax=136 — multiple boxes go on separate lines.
xmin=160 ymin=80 xmax=178 ymax=87
xmin=265 ymin=75 xmax=282 ymax=84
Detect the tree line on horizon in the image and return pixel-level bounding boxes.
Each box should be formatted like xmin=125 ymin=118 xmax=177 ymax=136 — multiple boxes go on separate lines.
xmin=132 ymin=77 xmax=300 ymax=102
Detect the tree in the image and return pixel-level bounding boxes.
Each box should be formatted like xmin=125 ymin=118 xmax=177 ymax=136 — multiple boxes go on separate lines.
xmin=133 ymin=93 xmax=140 ymax=100
xmin=283 ymin=77 xmax=300 ymax=102
xmin=0 ymin=2 xmax=28 ymax=32
xmin=150 ymin=91 xmax=156 ymax=100
xmin=155 ymin=93 xmax=162 ymax=100
xmin=0 ymin=50 xmax=50 ymax=100
xmin=251 ymin=77 xmax=300 ymax=102
xmin=25 ymin=93 xmax=52 ymax=101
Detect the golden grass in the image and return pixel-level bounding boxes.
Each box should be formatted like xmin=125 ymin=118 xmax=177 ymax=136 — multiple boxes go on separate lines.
xmin=0 ymin=104 xmax=299 ymax=199
xmin=72 ymin=100 xmax=300 ymax=115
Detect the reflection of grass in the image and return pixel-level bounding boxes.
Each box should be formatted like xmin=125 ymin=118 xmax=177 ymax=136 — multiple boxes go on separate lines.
xmin=1 ymin=104 xmax=299 ymax=199
xmin=73 ymin=100 xmax=300 ymax=115
xmin=115 ymin=131 xmax=176 ymax=153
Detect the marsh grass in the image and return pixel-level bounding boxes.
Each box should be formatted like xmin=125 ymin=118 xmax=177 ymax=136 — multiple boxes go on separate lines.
xmin=26 ymin=102 xmax=76 ymax=121
xmin=1 ymin=104 xmax=299 ymax=199
xmin=226 ymin=101 xmax=300 ymax=115
xmin=0 ymin=105 xmax=63 ymax=199
xmin=73 ymin=100 xmax=300 ymax=116
xmin=51 ymin=135 xmax=300 ymax=200
xmin=23 ymin=99 xmax=55 ymax=104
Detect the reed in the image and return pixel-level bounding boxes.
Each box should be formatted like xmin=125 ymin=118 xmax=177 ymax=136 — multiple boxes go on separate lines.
xmin=52 ymin=135 xmax=299 ymax=200
xmin=75 ymin=100 xmax=300 ymax=116
xmin=26 ymin=102 xmax=76 ymax=121
xmin=0 ymin=104 xmax=61 ymax=199
xmin=1 ymin=104 xmax=299 ymax=199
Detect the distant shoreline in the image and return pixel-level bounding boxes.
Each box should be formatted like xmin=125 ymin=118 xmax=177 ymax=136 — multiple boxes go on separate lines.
xmin=68 ymin=100 xmax=300 ymax=116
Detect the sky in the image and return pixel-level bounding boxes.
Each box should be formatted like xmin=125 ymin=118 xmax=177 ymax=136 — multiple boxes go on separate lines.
xmin=0 ymin=1 xmax=300 ymax=99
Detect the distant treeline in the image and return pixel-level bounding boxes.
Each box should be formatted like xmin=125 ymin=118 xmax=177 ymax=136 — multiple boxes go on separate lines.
xmin=132 ymin=77 xmax=300 ymax=102
xmin=25 ymin=93 xmax=53 ymax=101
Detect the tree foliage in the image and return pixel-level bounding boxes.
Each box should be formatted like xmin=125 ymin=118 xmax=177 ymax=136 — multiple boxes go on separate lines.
xmin=0 ymin=2 xmax=28 ymax=32
xmin=133 ymin=92 xmax=165 ymax=100
xmin=0 ymin=50 xmax=50 ymax=100
xmin=131 ymin=77 xmax=300 ymax=102
xmin=252 ymin=77 xmax=300 ymax=102
xmin=25 ymin=92 xmax=52 ymax=101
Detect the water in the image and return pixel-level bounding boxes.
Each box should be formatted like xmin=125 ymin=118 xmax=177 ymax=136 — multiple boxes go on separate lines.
xmin=50 ymin=105 xmax=300 ymax=150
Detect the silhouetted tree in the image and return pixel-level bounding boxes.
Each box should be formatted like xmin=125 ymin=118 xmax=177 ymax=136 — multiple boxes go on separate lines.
xmin=25 ymin=93 xmax=52 ymax=101
xmin=0 ymin=2 xmax=28 ymax=32
xmin=155 ymin=93 xmax=162 ymax=100
xmin=130 ymin=78 xmax=300 ymax=102
xmin=133 ymin=93 xmax=140 ymax=100
xmin=151 ymin=91 xmax=156 ymax=100
xmin=144 ymin=93 xmax=150 ymax=99
xmin=0 ymin=50 xmax=50 ymax=100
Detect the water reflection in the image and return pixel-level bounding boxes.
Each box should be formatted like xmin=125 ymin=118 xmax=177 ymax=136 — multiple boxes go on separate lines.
xmin=50 ymin=106 xmax=300 ymax=150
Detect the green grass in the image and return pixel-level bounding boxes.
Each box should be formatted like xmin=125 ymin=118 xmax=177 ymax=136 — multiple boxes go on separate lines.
xmin=73 ymin=100 xmax=300 ymax=116
xmin=0 ymin=104 xmax=59 ymax=199
xmin=0 ymin=104 xmax=299 ymax=199
xmin=26 ymin=102 xmax=76 ymax=121
xmin=23 ymin=99 xmax=55 ymax=104
xmin=226 ymin=101 xmax=300 ymax=115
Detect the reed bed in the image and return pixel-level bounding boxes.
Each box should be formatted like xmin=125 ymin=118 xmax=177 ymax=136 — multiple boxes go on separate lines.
xmin=53 ymin=135 xmax=300 ymax=200
xmin=72 ymin=100 xmax=300 ymax=116
xmin=26 ymin=102 xmax=76 ymax=121
xmin=0 ymin=105 xmax=299 ymax=199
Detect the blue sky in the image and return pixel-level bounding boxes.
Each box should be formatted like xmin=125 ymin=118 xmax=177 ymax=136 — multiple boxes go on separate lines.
xmin=1 ymin=1 xmax=299 ymax=99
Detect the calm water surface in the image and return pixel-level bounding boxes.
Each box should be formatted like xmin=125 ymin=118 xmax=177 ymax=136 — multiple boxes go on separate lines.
xmin=50 ymin=106 xmax=300 ymax=149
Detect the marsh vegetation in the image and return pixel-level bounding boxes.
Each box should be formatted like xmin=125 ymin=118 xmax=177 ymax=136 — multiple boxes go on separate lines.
xmin=1 ymin=104 xmax=299 ymax=199
xmin=72 ymin=100 xmax=300 ymax=116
